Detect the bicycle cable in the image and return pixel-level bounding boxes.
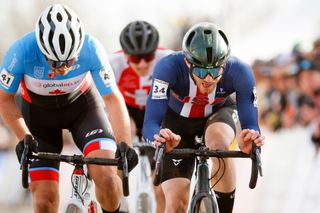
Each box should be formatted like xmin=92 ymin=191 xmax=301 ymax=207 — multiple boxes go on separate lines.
xmin=209 ymin=155 xmax=226 ymax=192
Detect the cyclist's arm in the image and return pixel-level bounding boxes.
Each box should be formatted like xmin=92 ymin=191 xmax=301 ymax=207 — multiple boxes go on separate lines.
xmin=0 ymin=90 xmax=30 ymax=140
xmin=0 ymin=40 xmax=30 ymax=140
xmin=142 ymin=60 xmax=174 ymax=144
xmin=88 ymin=36 xmax=132 ymax=146
xmin=231 ymin=59 xmax=260 ymax=131
xmin=103 ymin=87 xmax=132 ymax=146
xmin=231 ymin=59 xmax=264 ymax=152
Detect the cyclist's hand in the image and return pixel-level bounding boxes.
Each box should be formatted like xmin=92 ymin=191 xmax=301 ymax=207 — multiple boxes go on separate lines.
xmin=154 ymin=128 xmax=181 ymax=152
xmin=116 ymin=145 xmax=139 ymax=172
xmin=238 ymin=129 xmax=265 ymax=154
xmin=15 ymin=134 xmax=38 ymax=163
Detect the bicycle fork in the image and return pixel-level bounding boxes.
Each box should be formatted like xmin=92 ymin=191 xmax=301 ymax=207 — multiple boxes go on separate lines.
xmin=65 ymin=166 xmax=97 ymax=213
xmin=190 ymin=160 xmax=220 ymax=212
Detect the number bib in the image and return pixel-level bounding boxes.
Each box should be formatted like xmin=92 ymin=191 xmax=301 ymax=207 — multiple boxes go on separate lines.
xmin=0 ymin=68 xmax=15 ymax=89
xmin=152 ymin=78 xmax=168 ymax=100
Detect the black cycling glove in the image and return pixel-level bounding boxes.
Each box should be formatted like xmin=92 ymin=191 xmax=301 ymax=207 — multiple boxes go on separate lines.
xmin=15 ymin=134 xmax=38 ymax=163
xmin=115 ymin=143 xmax=138 ymax=173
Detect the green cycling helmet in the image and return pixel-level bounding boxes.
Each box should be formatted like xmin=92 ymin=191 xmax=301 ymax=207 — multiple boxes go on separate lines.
xmin=182 ymin=22 xmax=230 ymax=68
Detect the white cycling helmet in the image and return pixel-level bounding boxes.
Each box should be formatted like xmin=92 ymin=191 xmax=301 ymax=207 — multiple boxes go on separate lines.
xmin=35 ymin=4 xmax=84 ymax=61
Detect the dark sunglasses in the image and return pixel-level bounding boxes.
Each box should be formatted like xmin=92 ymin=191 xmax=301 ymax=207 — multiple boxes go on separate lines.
xmin=128 ymin=52 xmax=155 ymax=64
xmin=45 ymin=56 xmax=78 ymax=69
xmin=191 ymin=65 xmax=223 ymax=79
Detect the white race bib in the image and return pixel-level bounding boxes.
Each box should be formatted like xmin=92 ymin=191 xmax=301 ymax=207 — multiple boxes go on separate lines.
xmin=152 ymin=79 xmax=168 ymax=100
xmin=0 ymin=68 xmax=15 ymax=89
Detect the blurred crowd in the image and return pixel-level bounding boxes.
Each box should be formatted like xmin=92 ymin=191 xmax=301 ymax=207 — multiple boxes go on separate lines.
xmin=254 ymin=38 xmax=320 ymax=149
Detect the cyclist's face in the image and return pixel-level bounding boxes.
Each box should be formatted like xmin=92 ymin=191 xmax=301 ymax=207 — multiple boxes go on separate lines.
xmin=46 ymin=56 xmax=77 ymax=76
xmin=185 ymin=59 xmax=222 ymax=94
xmin=193 ymin=73 xmax=222 ymax=94
xmin=51 ymin=65 xmax=73 ymax=76
xmin=126 ymin=53 xmax=155 ymax=77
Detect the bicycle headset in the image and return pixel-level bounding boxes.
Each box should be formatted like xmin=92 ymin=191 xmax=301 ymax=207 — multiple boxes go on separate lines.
xmin=35 ymin=4 xmax=85 ymax=61
xmin=119 ymin=20 xmax=159 ymax=55
xmin=182 ymin=22 xmax=231 ymax=68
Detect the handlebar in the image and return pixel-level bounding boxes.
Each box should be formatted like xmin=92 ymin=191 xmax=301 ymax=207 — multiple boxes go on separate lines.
xmin=20 ymin=137 xmax=130 ymax=196
xmin=153 ymin=142 xmax=262 ymax=189
xmin=133 ymin=142 xmax=156 ymax=156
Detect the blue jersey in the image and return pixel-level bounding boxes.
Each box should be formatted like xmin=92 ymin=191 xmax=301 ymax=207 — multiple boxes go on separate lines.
xmin=143 ymin=51 xmax=260 ymax=142
xmin=0 ymin=32 xmax=117 ymax=102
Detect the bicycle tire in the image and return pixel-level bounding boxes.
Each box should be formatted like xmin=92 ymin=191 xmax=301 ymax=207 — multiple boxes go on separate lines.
xmin=65 ymin=203 xmax=82 ymax=213
xmin=194 ymin=197 xmax=216 ymax=213
xmin=137 ymin=192 xmax=152 ymax=213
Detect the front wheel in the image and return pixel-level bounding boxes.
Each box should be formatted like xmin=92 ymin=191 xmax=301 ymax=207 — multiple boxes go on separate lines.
xmin=194 ymin=197 xmax=218 ymax=213
xmin=137 ymin=192 xmax=153 ymax=213
xmin=65 ymin=203 xmax=82 ymax=213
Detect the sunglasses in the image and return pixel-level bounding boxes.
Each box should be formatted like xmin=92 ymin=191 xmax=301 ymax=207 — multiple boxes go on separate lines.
xmin=191 ymin=66 xmax=223 ymax=79
xmin=128 ymin=52 xmax=155 ymax=64
xmin=45 ymin=56 xmax=78 ymax=69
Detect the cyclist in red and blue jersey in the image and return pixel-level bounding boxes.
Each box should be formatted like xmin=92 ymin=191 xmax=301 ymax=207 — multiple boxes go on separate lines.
xmin=143 ymin=22 xmax=265 ymax=213
xmin=0 ymin=4 xmax=137 ymax=213
xmin=109 ymin=20 xmax=172 ymax=213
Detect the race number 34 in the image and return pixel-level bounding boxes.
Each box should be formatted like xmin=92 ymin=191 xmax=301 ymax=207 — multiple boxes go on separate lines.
xmin=152 ymin=78 xmax=168 ymax=100
xmin=0 ymin=69 xmax=14 ymax=89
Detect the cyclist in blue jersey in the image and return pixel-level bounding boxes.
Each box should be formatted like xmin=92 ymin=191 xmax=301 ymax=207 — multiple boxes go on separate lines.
xmin=0 ymin=4 xmax=138 ymax=213
xmin=143 ymin=22 xmax=265 ymax=213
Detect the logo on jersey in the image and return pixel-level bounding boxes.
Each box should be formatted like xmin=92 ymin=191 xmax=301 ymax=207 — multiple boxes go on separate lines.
xmin=49 ymin=89 xmax=66 ymax=95
xmin=217 ymin=87 xmax=226 ymax=94
xmin=253 ymin=87 xmax=258 ymax=107
xmin=34 ymin=66 xmax=44 ymax=79
xmin=8 ymin=53 xmax=17 ymax=71
xmin=232 ymin=109 xmax=239 ymax=123
xmin=48 ymin=70 xmax=56 ymax=79
xmin=195 ymin=135 xmax=203 ymax=144
xmin=152 ymin=79 xmax=168 ymax=100
xmin=0 ymin=68 xmax=14 ymax=89
xmin=99 ymin=68 xmax=112 ymax=87
xmin=172 ymin=159 xmax=183 ymax=166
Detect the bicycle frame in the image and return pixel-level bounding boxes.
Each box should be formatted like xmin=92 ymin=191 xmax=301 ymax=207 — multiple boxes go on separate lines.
xmin=130 ymin=142 xmax=156 ymax=213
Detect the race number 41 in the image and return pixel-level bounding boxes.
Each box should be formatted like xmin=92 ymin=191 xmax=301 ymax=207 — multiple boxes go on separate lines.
xmin=0 ymin=69 xmax=14 ymax=89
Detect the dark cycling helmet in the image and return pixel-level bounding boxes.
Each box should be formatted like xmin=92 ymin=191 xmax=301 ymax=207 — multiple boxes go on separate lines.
xmin=120 ymin=21 xmax=159 ymax=55
xmin=182 ymin=22 xmax=230 ymax=67
xmin=35 ymin=4 xmax=85 ymax=61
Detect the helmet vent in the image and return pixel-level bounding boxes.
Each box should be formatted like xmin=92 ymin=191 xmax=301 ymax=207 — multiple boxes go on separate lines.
xmin=204 ymin=30 xmax=212 ymax=35
xmin=59 ymin=34 xmax=66 ymax=55
xmin=218 ymin=30 xmax=229 ymax=46
xmin=48 ymin=31 xmax=58 ymax=59
xmin=186 ymin=31 xmax=195 ymax=46
xmin=136 ymin=34 xmax=143 ymax=49
xmin=57 ymin=13 xmax=63 ymax=22
xmin=64 ymin=7 xmax=72 ymax=21
xmin=69 ymin=29 xmax=76 ymax=58
xmin=191 ymin=57 xmax=202 ymax=65
xmin=206 ymin=47 xmax=213 ymax=65
xmin=46 ymin=8 xmax=53 ymax=23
